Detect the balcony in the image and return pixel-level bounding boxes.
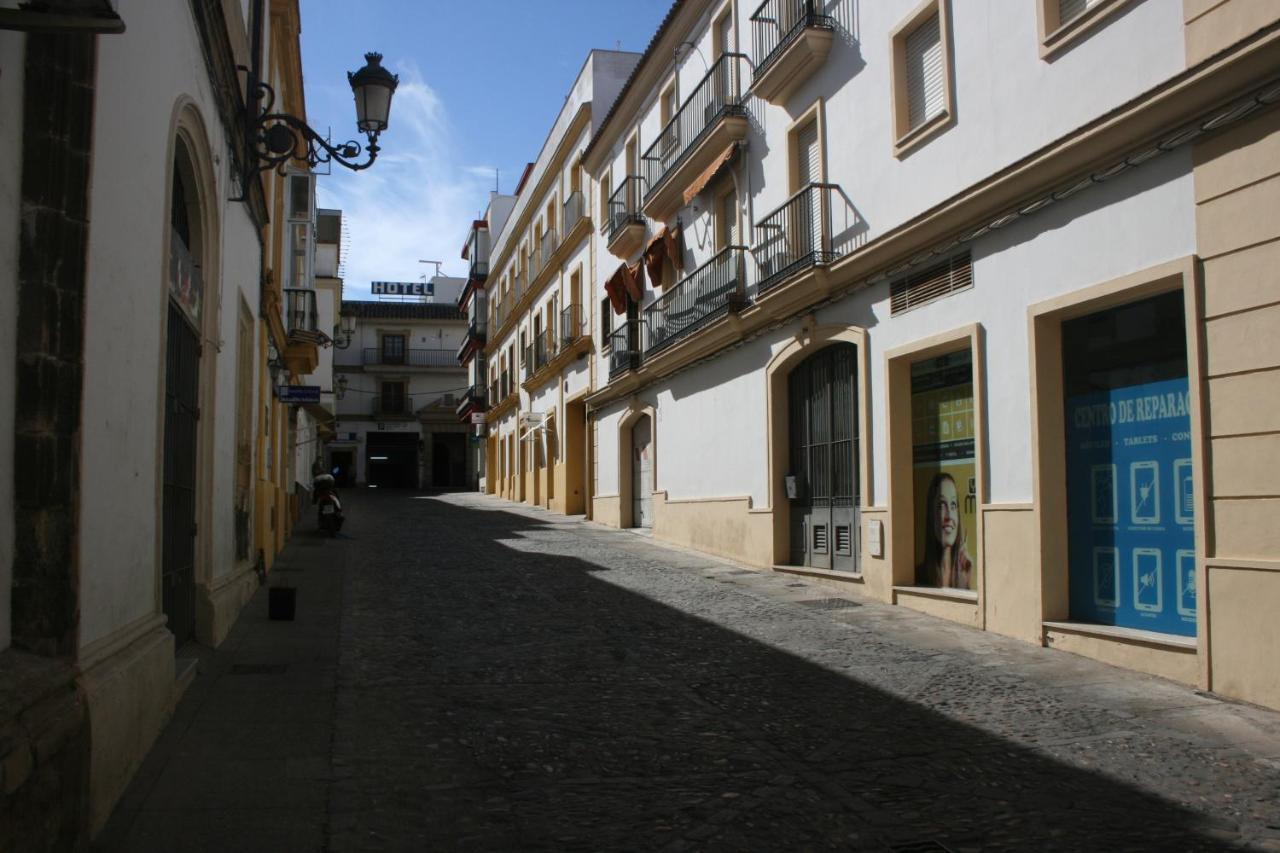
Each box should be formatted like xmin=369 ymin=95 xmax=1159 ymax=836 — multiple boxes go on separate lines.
xmin=644 ymin=246 xmax=746 ymax=357
xmin=607 ymin=321 xmax=642 ymax=380
xmin=539 ymin=228 xmax=559 ymax=271
xmin=362 ymin=347 xmax=457 ymax=369
xmin=606 ymin=176 xmax=646 ymax=259
xmin=456 ymin=315 xmax=487 ymax=365
xmin=640 ymin=52 xmax=748 ymax=221
xmin=282 ymin=287 xmax=321 ymax=375
xmin=283 ymin=288 xmax=318 ymax=336
xmin=534 ymin=330 xmax=553 ymax=372
xmin=563 ymin=191 xmax=586 ymax=237
xmin=753 ymin=182 xmax=847 ymax=295
xmin=560 ymin=303 xmax=584 ymax=349
xmin=371 ymin=394 xmax=416 ymax=418
xmin=455 ymin=383 xmax=487 ymax=421
xmin=750 ymin=0 xmax=835 ymax=105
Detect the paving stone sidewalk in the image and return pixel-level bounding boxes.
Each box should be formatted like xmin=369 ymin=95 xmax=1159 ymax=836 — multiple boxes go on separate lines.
xmin=99 ymin=490 xmax=1280 ymax=852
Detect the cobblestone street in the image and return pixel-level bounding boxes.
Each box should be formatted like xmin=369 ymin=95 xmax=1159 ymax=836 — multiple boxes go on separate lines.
xmin=99 ymin=491 xmax=1280 ymax=851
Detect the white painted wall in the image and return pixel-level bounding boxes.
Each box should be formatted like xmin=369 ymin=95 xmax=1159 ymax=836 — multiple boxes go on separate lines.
xmin=79 ymin=0 xmax=263 ymax=648
xmin=0 ymin=31 xmax=25 ymax=652
xmin=209 ymin=212 xmax=263 ymax=579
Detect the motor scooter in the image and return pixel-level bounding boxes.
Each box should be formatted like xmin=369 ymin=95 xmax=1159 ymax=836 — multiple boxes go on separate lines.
xmin=313 ymin=472 xmax=344 ymax=536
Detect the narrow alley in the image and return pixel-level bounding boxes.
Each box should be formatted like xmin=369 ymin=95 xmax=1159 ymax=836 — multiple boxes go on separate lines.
xmin=96 ymin=492 xmax=1280 ymax=852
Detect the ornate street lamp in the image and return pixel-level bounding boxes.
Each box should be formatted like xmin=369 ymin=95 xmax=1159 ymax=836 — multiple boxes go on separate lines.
xmin=240 ymin=0 xmax=398 ymax=183
xmin=333 ymin=310 xmax=357 ymax=349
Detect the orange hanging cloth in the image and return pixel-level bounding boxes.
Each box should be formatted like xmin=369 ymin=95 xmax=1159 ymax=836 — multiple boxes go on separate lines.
xmin=624 ymin=260 xmax=646 ymax=302
xmin=664 ymin=222 xmax=685 ymax=272
xmin=604 ymin=264 xmax=628 ymax=315
xmin=643 ymin=228 xmax=668 ymax=286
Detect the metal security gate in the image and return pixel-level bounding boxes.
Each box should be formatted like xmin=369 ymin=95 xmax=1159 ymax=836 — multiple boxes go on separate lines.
xmin=162 ymin=302 xmax=199 ymax=645
xmin=788 ymin=344 xmax=858 ymax=571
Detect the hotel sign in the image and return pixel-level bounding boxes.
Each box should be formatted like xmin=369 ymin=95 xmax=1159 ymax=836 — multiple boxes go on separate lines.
xmin=371 ymin=280 xmax=433 ymax=297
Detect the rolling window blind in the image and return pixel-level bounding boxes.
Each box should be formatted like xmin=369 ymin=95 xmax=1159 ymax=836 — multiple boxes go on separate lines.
xmin=797 ymin=119 xmax=820 ymax=185
xmin=905 ymin=11 xmax=944 ymax=132
xmin=889 ymin=253 xmax=973 ymax=315
xmin=1058 ymin=0 xmax=1103 ymax=27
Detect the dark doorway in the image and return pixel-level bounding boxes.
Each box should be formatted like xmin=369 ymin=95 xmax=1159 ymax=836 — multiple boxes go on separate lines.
xmin=788 ymin=343 xmax=859 ymax=572
xmin=431 ymin=433 xmax=467 ymax=489
xmin=162 ymin=302 xmax=199 ymax=645
xmin=330 ymin=449 xmax=355 ymax=487
xmin=367 ymin=431 xmax=419 ymax=488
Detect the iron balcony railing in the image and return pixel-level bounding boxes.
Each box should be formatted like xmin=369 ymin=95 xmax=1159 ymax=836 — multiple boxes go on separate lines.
xmin=500 ymin=370 xmax=510 ymax=401
xmin=608 ymin=321 xmax=643 ymax=379
xmin=362 ymin=347 xmax=457 ymax=368
xmin=528 ymin=245 xmax=544 ymax=283
xmin=461 ymin=384 xmax=486 ymax=410
xmin=644 ymin=246 xmax=746 ymax=356
xmin=750 ymin=0 xmax=834 ymax=83
xmin=467 ymin=315 xmax=487 ymax=341
xmin=283 ymin=288 xmax=318 ymax=336
xmin=607 ymin=176 xmax=645 ymax=244
xmin=371 ymin=394 xmax=415 ymax=416
xmin=641 ymin=52 xmax=747 ymax=200
xmin=534 ymin=329 xmax=555 ymax=371
xmin=563 ymin=191 xmax=585 ymax=234
xmin=540 ymin=228 xmax=558 ymax=270
xmin=559 ymin=303 xmax=583 ymax=348
xmin=753 ymin=182 xmax=844 ymax=294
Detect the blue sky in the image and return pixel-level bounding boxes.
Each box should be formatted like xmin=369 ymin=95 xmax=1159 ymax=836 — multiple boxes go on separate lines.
xmin=299 ymin=0 xmax=671 ymax=298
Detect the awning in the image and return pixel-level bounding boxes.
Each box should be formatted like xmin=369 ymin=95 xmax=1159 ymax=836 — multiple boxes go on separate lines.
xmin=682 ymin=144 xmax=738 ymax=206
xmin=624 ymin=260 xmax=646 ymax=303
xmin=605 ymin=264 xmax=628 ymax=315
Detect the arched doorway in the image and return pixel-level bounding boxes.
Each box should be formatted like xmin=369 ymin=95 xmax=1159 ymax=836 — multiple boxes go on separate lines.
xmin=787 ymin=343 xmax=859 ymax=571
xmin=631 ymin=414 xmax=653 ymax=528
xmin=162 ymin=137 xmax=205 ymax=646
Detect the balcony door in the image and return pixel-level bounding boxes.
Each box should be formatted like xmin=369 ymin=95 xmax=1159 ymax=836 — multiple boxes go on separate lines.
xmin=382 ymin=333 xmax=405 ymax=365
xmin=788 ymin=344 xmax=859 ymax=572
xmin=796 ymin=117 xmax=822 ymax=259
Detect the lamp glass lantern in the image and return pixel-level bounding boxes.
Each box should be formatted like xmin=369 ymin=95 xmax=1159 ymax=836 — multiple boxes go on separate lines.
xmin=349 ymin=53 xmax=398 ymax=134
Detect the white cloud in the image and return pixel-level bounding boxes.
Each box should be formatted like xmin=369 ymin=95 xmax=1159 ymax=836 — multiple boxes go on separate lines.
xmin=312 ymin=62 xmax=495 ymax=299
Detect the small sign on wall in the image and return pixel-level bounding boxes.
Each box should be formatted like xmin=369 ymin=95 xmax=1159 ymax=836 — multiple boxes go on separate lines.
xmin=866 ymin=519 xmax=884 ymax=558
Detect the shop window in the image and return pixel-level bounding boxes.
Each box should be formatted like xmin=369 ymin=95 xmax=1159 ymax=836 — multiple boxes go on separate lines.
xmin=1061 ymin=290 xmax=1194 ymax=637
xmin=909 ymin=348 xmax=978 ymax=591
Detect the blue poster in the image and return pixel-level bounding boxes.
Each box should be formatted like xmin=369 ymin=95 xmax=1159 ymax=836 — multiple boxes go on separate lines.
xmin=1065 ymin=377 xmax=1196 ymax=636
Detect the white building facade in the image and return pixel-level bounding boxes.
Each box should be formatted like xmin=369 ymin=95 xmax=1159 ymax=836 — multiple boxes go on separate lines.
xmin=468 ymin=0 xmax=1280 ymax=711
xmin=331 ymin=294 xmax=474 ymax=490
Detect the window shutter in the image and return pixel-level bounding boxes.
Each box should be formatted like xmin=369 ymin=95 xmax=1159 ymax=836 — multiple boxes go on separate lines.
xmin=1058 ymin=0 xmax=1102 ymax=27
xmin=905 ymin=11 xmax=944 ymax=131
xmin=889 ymin=253 xmax=973 ymax=315
xmin=797 ymin=119 xmax=820 ymax=186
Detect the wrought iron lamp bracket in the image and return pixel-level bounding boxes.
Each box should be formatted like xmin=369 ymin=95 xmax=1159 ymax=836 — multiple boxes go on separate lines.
xmin=247 ymin=80 xmax=379 ymax=175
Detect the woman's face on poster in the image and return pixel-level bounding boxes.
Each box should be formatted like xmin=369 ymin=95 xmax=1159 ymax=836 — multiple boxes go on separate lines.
xmin=934 ymin=477 xmax=959 ymax=548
